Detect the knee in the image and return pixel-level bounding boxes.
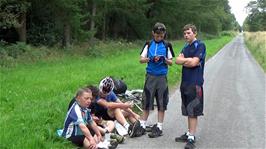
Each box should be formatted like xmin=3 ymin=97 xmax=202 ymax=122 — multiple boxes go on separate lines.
xmin=107 ymin=120 xmax=115 ymax=129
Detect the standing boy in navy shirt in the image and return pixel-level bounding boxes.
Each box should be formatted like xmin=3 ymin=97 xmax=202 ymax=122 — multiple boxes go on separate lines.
xmin=139 ymin=22 xmax=175 ymax=138
xmin=175 ymin=24 xmax=206 ymax=149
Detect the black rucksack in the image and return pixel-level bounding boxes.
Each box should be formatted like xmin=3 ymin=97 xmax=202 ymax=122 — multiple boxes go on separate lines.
xmin=112 ymin=78 xmax=127 ymax=94
xmin=140 ymin=40 xmax=175 ymax=58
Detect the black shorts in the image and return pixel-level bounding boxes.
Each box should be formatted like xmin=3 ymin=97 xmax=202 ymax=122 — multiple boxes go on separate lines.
xmin=180 ymin=83 xmax=204 ymax=116
xmin=67 ymin=128 xmax=95 ymax=147
xmin=95 ymin=109 xmax=116 ymax=121
xmin=68 ymin=135 xmax=85 ymax=147
xmin=142 ymin=74 xmax=169 ymax=111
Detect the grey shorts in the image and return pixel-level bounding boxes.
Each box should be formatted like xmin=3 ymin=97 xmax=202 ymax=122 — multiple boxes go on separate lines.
xmin=142 ymin=74 xmax=169 ymax=111
xmin=180 ymin=83 xmax=204 ymax=116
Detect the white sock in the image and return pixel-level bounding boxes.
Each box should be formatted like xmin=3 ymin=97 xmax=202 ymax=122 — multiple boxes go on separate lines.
xmin=123 ymin=122 xmax=130 ymax=131
xmin=186 ymin=131 xmax=190 ymax=136
xmin=140 ymin=120 xmax=146 ymax=128
xmin=157 ymin=122 xmax=163 ymax=130
xmin=188 ymin=135 xmax=195 ymax=140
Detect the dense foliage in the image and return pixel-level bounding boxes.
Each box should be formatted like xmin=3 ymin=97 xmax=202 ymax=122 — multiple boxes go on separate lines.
xmin=243 ymin=0 xmax=266 ymax=31
xmin=1 ymin=0 xmax=238 ymax=46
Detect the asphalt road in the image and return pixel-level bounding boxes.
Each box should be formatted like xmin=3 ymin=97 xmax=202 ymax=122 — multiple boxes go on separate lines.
xmin=119 ymin=35 xmax=266 ymax=149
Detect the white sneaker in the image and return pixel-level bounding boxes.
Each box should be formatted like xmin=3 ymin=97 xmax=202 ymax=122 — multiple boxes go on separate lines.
xmin=97 ymin=140 xmax=109 ymax=149
xmin=114 ymin=120 xmax=128 ymax=136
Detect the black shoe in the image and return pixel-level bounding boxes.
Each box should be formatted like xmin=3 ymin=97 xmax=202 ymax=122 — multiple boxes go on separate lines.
xmin=145 ymin=125 xmax=153 ymax=132
xmin=148 ymin=124 xmax=162 ymax=138
xmin=184 ymin=139 xmax=195 ymax=149
xmin=128 ymin=120 xmax=140 ymax=138
xmin=134 ymin=126 xmax=146 ymax=137
xmin=175 ymin=133 xmax=188 ymax=142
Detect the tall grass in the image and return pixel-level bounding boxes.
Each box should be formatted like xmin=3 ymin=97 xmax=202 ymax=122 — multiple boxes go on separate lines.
xmin=244 ymin=32 xmax=266 ymax=71
xmin=0 ymin=35 xmax=234 ymax=148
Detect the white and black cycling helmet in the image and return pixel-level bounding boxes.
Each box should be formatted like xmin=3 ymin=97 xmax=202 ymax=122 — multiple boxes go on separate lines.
xmin=99 ymin=77 xmax=114 ymax=94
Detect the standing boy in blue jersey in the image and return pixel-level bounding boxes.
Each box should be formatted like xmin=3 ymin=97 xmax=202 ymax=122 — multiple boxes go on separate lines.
xmin=175 ymin=24 xmax=206 ymax=149
xmin=139 ymin=22 xmax=175 ymax=138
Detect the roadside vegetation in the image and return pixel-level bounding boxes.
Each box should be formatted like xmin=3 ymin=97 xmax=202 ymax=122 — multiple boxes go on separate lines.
xmin=244 ymin=32 xmax=266 ymax=71
xmin=0 ymin=33 xmax=235 ymax=148
xmin=1 ymin=0 xmax=264 ymax=148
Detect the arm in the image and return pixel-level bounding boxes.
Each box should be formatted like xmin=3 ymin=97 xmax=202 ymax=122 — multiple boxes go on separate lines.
xmin=165 ymin=42 xmax=174 ymax=66
xmin=115 ymin=100 xmax=138 ymax=119
xmin=183 ymin=57 xmax=200 ymax=67
xmin=124 ymin=106 xmax=139 ymax=119
xmin=164 ymin=58 xmax=173 ymax=65
xmin=89 ymin=121 xmax=103 ymax=142
xmin=97 ymin=98 xmax=131 ymax=109
xmin=175 ymin=53 xmax=200 ymax=67
xmin=139 ymin=44 xmax=149 ymax=63
xmin=91 ymin=114 xmax=101 ymax=124
xmin=79 ymin=123 xmax=96 ymax=147
xmin=140 ymin=56 xmax=150 ymax=63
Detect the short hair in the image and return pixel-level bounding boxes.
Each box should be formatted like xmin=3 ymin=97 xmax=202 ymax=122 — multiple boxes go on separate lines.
xmin=86 ymin=85 xmax=99 ymax=98
xmin=153 ymin=22 xmax=166 ymax=34
xmin=183 ymin=24 xmax=197 ymax=34
xmin=75 ymin=88 xmax=92 ymax=98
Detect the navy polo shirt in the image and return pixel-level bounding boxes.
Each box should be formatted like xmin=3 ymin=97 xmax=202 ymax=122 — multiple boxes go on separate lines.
xmin=181 ymin=40 xmax=206 ymax=86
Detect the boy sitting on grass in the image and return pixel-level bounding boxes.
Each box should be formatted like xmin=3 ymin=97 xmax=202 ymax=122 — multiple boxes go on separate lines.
xmin=95 ymin=77 xmax=141 ymax=137
xmin=62 ymin=87 xmax=102 ymax=149
xmin=68 ymin=85 xmax=125 ymax=144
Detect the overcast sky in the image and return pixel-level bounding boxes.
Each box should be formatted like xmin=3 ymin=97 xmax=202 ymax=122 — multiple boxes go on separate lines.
xmin=228 ymin=0 xmax=252 ymax=26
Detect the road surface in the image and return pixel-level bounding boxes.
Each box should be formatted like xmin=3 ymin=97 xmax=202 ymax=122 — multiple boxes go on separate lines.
xmin=119 ymin=35 xmax=266 ymax=149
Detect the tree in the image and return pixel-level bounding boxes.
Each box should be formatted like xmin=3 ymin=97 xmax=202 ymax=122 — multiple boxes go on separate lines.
xmin=0 ymin=0 xmax=30 ymax=42
xmin=244 ymin=0 xmax=266 ymax=31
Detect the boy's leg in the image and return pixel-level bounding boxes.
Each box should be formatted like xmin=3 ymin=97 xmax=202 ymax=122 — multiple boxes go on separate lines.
xmin=140 ymin=110 xmax=149 ymax=128
xmin=83 ymin=137 xmax=96 ymax=149
xmin=105 ymin=120 xmax=115 ymax=133
xmin=175 ymin=83 xmax=190 ymax=142
xmin=158 ymin=110 xmax=164 ymax=123
xmin=110 ymin=108 xmax=129 ymax=128
xmin=97 ymin=126 xmax=106 ymax=135
xmin=121 ymin=109 xmax=139 ymax=123
xmin=148 ymin=76 xmax=168 ymax=138
xmin=188 ymin=116 xmax=197 ymax=135
xmin=140 ymin=74 xmax=156 ymax=129
xmin=97 ymin=120 xmax=115 ymax=135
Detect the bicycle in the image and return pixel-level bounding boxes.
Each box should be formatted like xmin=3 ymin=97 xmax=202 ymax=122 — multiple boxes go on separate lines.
xmin=116 ymin=89 xmax=143 ymax=113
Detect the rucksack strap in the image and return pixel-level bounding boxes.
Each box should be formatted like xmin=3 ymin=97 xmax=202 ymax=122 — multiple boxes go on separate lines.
xmin=144 ymin=40 xmax=174 ymax=58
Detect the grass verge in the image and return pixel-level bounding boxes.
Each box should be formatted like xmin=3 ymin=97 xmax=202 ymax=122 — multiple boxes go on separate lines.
xmin=244 ymin=32 xmax=266 ymax=72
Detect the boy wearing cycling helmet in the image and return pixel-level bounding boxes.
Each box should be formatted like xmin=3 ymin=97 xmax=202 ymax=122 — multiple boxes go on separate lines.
xmin=139 ymin=22 xmax=175 ymax=138
xmin=95 ymin=77 xmax=141 ymax=137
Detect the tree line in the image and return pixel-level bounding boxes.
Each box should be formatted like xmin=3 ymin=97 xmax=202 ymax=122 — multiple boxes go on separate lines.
xmin=0 ymin=0 xmax=239 ymax=47
xmin=243 ymin=0 xmax=266 ymax=31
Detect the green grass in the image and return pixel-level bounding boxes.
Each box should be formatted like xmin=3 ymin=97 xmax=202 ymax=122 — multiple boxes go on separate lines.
xmin=244 ymin=32 xmax=266 ymax=71
xmin=0 ymin=35 xmax=234 ymax=148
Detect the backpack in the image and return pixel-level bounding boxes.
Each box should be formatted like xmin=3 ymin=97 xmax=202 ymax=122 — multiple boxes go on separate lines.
xmin=112 ymin=78 xmax=127 ymax=94
xmin=144 ymin=40 xmax=175 ymax=58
